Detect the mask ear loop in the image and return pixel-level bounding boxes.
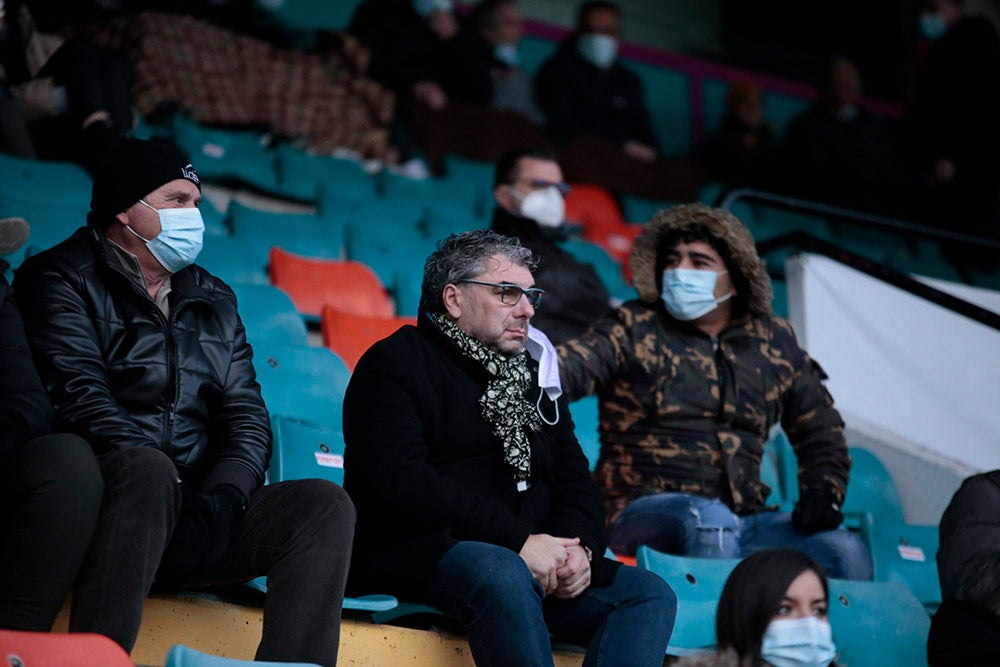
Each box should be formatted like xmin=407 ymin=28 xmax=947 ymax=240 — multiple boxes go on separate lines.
xmin=535 ymin=389 xmax=559 ymax=426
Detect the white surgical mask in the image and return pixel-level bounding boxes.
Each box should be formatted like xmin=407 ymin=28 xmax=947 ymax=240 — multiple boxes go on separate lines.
xmin=494 ymin=43 xmax=519 ymax=67
xmin=660 ymin=268 xmax=732 ymax=321
xmin=128 ymin=200 xmax=205 ymax=273
xmin=761 ymin=616 xmax=837 ymax=667
xmin=511 ymin=186 xmax=565 ymax=228
xmin=577 ymin=33 xmax=618 ymax=69
xmin=919 ymin=12 xmax=948 ymax=40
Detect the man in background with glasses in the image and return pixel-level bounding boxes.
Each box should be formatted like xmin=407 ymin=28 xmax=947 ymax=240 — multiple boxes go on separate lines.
xmin=491 ymin=146 xmax=615 ymax=344
xmin=343 ymin=229 xmax=676 ymax=666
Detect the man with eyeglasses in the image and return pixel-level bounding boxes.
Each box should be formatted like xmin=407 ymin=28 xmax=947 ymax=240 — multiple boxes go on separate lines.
xmin=491 ymin=146 xmax=614 ymax=344
xmin=343 ymin=229 xmax=676 ymax=666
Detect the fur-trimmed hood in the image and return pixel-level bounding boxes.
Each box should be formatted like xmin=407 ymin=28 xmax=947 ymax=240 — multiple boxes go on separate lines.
xmin=629 ymin=203 xmax=773 ymax=317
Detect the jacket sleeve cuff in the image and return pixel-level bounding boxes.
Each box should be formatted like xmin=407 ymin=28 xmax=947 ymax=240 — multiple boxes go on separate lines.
xmin=202 ymin=461 xmax=260 ymax=503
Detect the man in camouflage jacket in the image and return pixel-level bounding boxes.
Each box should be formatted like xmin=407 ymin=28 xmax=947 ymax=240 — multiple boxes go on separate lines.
xmin=558 ymin=203 xmax=873 ymax=579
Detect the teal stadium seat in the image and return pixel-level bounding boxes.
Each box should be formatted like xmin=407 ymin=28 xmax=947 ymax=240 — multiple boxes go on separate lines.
xmin=558 ymin=238 xmax=635 ymax=303
xmin=229 ymin=282 xmax=308 ymax=347
xmin=841 ymin=446 xmax=905 ymax=530
xmin=253 ymin=0 xmax=361 ymax=35
xmin=629 ymin=61 xmax=691 ymax=156
xmin=379 ymin=170 xmax=484 ymax=219
xmin=198 ymin=234 xmax=270 ymax=286
xmin=621 ymin=194 xmax=675 ymax=224
xmin=568 ymin=395 xmax=601 ymax=471
xmin=252 ymin=343 xmax=350 ymax=430
xmin=635 ymin=546 xmax=741 ymax=655
xmin=227 ymin=200 xmax=345 ymax=275
xmin=859 ymin=514 xmax=941 ymax=613
xmin=172 ymin=115 xmax=279 ymax=193
xmin=165 ymin=643 xmax=321 ymax=667
xmin=760 ymin=441 xmax=784 ymax=506
xmin=0 ymin=152 xmax=92 ymax=205
xmin=275 ymin=143 xmax=378 ymax=203
xmin=270 ymin=415 xmax=344 ymax=486
xmin=827 ymin=578 xmax=930 ymax=667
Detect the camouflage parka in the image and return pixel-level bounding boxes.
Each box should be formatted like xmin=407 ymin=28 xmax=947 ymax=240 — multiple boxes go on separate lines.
xmin=557 ymin=204 xmax=850 ymax=526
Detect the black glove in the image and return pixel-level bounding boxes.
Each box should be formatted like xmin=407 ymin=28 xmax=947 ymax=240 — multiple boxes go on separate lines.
xmin=792 ymin=491 xmax=844 ymax=534
xmin=157 ymin=483 xmax=246 ymax=587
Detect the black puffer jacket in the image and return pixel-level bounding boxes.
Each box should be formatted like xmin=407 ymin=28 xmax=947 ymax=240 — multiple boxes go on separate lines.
xmin=13 ymin=227 xmax=270 ymax=498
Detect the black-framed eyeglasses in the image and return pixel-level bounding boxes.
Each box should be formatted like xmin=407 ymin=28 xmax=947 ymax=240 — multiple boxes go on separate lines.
xmin=518 ymin=178 xmax=571 ymax=198
xmin=458 ymin=280 xmax=544 ymax=308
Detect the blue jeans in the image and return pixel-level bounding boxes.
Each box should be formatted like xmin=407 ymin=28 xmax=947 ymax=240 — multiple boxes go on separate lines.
xmin=428 ymin=541 xmax=677 ymax=666
xmin=608 ymin=492 xmax=874 ymax=581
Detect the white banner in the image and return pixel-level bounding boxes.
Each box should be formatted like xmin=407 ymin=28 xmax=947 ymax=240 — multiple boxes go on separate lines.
xmin=787 ymin=253 xmax=1000 ymax=476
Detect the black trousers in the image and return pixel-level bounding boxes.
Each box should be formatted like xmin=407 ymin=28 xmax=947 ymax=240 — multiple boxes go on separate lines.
xmin=0 ymin=434 xmax=103 ymax=631
xmin=69 ymin=447 xmax=356 ymax=667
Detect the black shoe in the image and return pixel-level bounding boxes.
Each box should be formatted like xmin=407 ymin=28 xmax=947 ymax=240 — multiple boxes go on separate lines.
xmin=0 ymin=217 xmax=30 ymax=255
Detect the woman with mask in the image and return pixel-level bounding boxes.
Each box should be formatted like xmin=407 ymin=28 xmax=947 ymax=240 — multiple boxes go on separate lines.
xmin=675 ymin=548 xmax=839 ymax=667
xmin=557 ymin=203 xmax=873 ymax=581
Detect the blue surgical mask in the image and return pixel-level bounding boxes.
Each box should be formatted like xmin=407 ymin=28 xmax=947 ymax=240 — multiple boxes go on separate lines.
xmin=128 ymin=200 xmax=205 ymax=273
xmin=577 ymin=33 xmax=618 ymax=69
xmin=661 ymin=268 xmax=732 ymax=321
xmin=761 ymin=616 xmax=837 ymax=667
xmin=919 ymin=12 xmax=948 ymax=40
xmin=494 ymin=43 xmax=519 ymax=67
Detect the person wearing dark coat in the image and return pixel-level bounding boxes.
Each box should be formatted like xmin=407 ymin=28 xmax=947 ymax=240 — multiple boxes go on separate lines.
xmin=908 ymin=0 xmax=1000 ymax=273
xmin=927 ymin=470 xmax=1000 ymax=665
xmin=0 ymin=216 xmax=103 ymax=632
xmin=490 ymin=147 xmax=613 ymax=344
xmin=782 ymin=58 xmax=903 ymax=216
xmin=13 ymin=139 xmax=355 ymax=667
xmin=533 ymin=1 xmax=698 ymax=201
xmin=343 ymin=229 xmax=676 ymax=666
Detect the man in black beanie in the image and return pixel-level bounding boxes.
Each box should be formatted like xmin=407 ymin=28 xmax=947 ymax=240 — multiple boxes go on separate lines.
xmin=12 ymin=138 xmax=356 ymax=666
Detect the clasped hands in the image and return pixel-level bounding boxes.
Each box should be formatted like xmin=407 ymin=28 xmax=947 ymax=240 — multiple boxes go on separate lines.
xmin=518 ymin=533 xmax=591 ymax=599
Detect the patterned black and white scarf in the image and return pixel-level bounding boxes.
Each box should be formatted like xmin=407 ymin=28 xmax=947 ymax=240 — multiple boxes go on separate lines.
xmin=434 ymin=313 xmax=540 ymax=483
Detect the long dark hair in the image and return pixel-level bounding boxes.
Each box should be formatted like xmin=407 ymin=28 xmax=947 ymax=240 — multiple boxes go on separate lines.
xmin=716 ymin=549 xmax=830 ymax=665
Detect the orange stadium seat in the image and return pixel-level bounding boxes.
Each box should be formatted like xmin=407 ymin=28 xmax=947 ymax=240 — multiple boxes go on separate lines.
xmin=320 ymin=305 xmax=416 ymax=371
xmin=268 ymin=247 xmax=393 ymax=319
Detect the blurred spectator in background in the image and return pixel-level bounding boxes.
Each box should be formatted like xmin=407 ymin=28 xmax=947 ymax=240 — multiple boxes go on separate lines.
xmin=535 ymin=1 xmax=697 ymax=202
xmin=405 ymin=0 xmax=548 ymax=174
xmin=698 ymin=80 xmax=780 ymax=190
xmin=466 ymin=0 xmax=543 ymax=125
xmin=490 ymin=147 xmax=612 ymax=344
xmin=782 ymin=57 xmax=903 ymax=216
xmin=536 ymin=1 xmax=657 ymax=160
xmin=908 ymin=0 xmax=1000 ymax=274
xmin=0 ymin=0 xmax=134 ymax=171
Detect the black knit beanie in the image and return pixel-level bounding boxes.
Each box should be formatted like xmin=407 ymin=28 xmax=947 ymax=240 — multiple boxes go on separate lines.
xmin=88 ymin=138 xmax=201 ymax=228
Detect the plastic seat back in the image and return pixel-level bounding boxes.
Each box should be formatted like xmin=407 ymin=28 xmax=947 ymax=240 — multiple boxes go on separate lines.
xmin=558 ymin=238 xmax=635 ymax=302
xmin=827 ymin=578 xmax=930 ymax=667
xmin=274 ymin=143 xmax=377 ymax=203
xmin=197 ymin=235 xmax=269 ymax=286
xmin=166 ymin=643 xmax=320 ymax=667
xmin=252 ymin=343 xmax=351 ymax=429
xmin=568 ymin=395 xmax=601 ymax=471
xmin=268 ymin=247 xmax=392 ymax=319
xmin=860 ymin=514 xmax=941 ymax=613
xmin=635 ymin=546 xmax=741 ymax=655
xmin=320 ymin=305 xmax=415 ymax=371
xmin=0 ymin=629 xmax=135 ymax=666
xmin=230 ymin=282 xmax=309 ymax=347
xmin=842 ymin=446 xmax=905 ymax=529
xmin=270 ymin=415 xmax=345 ymax=486
xmin=0 ymin=153 xmax=92 ymax=206
xmin=172 ymin=115 xmax=278 ymax=192
xmin=228 ymin=200 xmax=345 ymax=275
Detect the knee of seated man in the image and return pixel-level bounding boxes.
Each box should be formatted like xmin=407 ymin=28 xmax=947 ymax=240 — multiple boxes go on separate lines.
xmin=274 ymin=478 xmax=357 ymax=526
xmin=99 ymin=446 xmax=179 ymax=494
